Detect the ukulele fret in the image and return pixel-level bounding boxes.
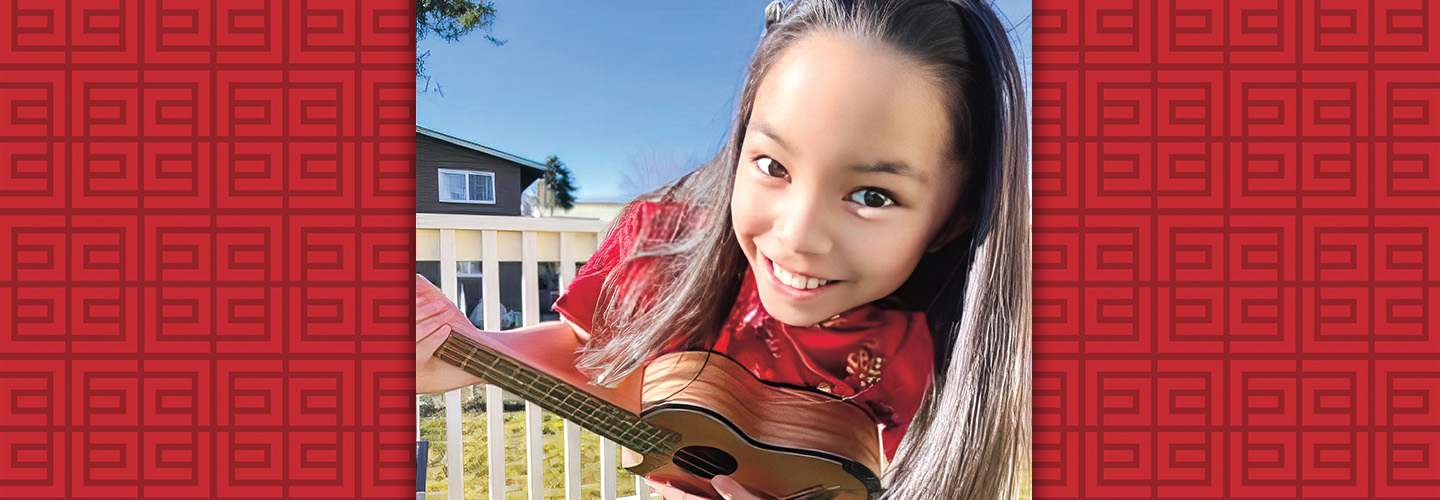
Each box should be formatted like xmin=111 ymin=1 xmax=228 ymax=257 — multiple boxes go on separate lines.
xmin=440 ymin=343 xmax=886 ymax=497
xmin=435 ymin=334 xmax=678 ymax=455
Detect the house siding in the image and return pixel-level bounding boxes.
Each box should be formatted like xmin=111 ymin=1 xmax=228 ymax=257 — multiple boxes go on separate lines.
xmin=416 ymin=134 xmax=534 ymax=216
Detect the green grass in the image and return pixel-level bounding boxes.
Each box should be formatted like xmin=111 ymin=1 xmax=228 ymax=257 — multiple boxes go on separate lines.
xmin=419 ymin=395 xmax=639 ymax=500
xmin=418 ymin=396 xmax=1033 ymax=500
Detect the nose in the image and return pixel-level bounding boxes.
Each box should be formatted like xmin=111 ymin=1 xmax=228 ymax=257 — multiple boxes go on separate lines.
xmin=771 ymin=189 xmax=833 ymax=256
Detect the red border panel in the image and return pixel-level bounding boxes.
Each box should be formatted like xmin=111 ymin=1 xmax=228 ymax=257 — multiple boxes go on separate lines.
xmin=0 ymin=0 xmax=416 ymax=498
xmin=1033 ymin=0 xmax=1440 ymax=498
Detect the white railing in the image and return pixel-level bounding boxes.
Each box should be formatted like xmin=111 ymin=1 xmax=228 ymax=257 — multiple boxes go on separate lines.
xmin=416 ymin=213 xmax=654 ymax=500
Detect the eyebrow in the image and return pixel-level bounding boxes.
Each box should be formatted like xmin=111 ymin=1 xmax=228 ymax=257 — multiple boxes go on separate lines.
xmin=748 ymin=121 xmax=928 ymax=183
xmin=848 ymin=161 xmax=926 ymax=182
xmin=748 ymin=121 xmax=792 ymax=152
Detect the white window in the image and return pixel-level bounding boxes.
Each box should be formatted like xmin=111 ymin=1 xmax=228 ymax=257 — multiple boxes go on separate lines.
xmin=438 ymin=168 xmax=496 ymax=204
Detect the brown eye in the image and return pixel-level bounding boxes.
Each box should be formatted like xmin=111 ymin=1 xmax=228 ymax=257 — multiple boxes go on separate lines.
xmin=846 ymin=188 xmax=896 ymax=208
xmin=755 ymin=157 xmax=788 ymax=179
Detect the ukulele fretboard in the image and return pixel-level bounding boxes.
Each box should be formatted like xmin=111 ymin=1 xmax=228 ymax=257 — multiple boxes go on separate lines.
xmin=434 ymin=333 xmax=678 ymax=456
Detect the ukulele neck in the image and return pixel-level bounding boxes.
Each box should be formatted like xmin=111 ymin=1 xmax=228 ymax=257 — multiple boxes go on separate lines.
xmin=434 ymin=333 xmax=677 ymax=456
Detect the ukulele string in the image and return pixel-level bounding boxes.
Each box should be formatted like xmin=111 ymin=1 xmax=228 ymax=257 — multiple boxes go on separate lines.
xmin=443 ymin=336 xmax=855 ymax=499
xmin=650 ymin=360 xmax=730 ymax=478
xmin=439 ymin=337 xmax=698 ymax=461
xmin=663 ymin=352 xmax=770 ymax=476
xmin=680 ymin=452 xmax=726 ymax=476
xmin=437 ymin=340 xmax=591 ymax=418
xmin=777 ymin=484 xmax=848 ymax=500
xmin=669 ymin=449 xmax=728 ymax=479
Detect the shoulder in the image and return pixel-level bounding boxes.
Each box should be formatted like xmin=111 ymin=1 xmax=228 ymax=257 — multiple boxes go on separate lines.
xmin=604 ymin=200 xmax=689 ymax=247
xmin=589 ymin=199 xmax=681 ymax=262
xmin=891 ymin=312 xmax=933 ymax=371
xmin=873 ymin=312 xmax=934 ymax=419
xmin=551 ymin=199 xmax=690 ymax=334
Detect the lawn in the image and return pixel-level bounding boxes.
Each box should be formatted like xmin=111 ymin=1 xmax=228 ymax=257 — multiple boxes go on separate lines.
xmin=418 ymin=394 xmax=640 ymax=500
xmin=418 ymin=394 xmax=1033 ymax=500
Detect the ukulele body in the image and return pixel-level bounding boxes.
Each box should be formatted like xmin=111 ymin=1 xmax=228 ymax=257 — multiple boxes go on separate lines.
xmin=428 ymin=322 xmax=882 ymax=500
xmin=624 ymin=351 xmax=883 ymax=500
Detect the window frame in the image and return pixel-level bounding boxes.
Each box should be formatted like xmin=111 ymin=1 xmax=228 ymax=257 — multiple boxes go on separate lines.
xmin=437 ymin=168 xmax=498 ymax=205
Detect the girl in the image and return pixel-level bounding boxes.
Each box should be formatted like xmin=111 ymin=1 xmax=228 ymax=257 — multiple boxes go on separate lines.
xmin=415 ymin=0 xmax=1031 ymax=499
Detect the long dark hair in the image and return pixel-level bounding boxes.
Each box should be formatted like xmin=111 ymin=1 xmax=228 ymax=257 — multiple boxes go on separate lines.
xmin=576 ymin=1 xmax=1030 ymax=498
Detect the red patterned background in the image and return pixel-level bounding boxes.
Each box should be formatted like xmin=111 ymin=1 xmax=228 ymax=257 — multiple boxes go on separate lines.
xmin=1 ymin=0 xmax=1437 ymax=499
xmin=0 ymin=0 xmax=416 ymax=498
xmin=1031 ymin=0 xmax=1440 ymax=498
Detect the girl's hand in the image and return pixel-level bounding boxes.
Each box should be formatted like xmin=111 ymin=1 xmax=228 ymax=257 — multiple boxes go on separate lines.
xmin=413 ymin=274 xmax=642 ymax=412
xmin=712 ymin=476 xmax=767 ymax=500
xmin=649 ymin=476 xmax=768 ymax=500
xmin=415 ymin=274 xmax=488 ymax=394
xmin=415 ymin=274 xmax=471 ymax=367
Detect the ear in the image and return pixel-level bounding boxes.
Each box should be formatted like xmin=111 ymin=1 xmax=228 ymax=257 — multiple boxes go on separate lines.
xmin=926 ymin=215 xmax=970 ymax=253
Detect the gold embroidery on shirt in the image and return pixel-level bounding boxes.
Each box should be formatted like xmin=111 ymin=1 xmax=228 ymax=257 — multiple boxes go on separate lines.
xmin=815 ymin=313 xmax=846 ymax=329
xmin=845 ymin=347 xmax=884 ymax=389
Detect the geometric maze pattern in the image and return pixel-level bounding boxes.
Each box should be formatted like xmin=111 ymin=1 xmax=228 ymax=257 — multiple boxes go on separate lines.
xmin=4 ymin=0 xmax=1438 ymax=499
xmin=1032 ymin=0 xmax=1440 ymax=498
xmin=0 ymin=1 xmax=415 ymax=498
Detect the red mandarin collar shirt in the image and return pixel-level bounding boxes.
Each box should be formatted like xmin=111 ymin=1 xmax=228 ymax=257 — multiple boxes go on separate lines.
xmin=552 ymin=202 xmax=934 ymax=460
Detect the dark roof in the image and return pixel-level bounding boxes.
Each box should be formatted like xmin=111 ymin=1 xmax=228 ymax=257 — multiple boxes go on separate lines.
xmin=416 ymin=125 xmax=547 ymax=174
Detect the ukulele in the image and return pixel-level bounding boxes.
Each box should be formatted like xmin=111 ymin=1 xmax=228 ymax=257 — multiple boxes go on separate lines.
xmin=433 ymin=332 xmax=884 ymax=500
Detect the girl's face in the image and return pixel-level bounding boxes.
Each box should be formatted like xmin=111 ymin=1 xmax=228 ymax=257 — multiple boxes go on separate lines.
xmin=732 ymin=33 xmax=962 ymax=327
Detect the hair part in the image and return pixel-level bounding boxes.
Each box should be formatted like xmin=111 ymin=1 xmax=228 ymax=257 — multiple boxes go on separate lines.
xmin=576 ymin=2 xmax=1030 ymax=499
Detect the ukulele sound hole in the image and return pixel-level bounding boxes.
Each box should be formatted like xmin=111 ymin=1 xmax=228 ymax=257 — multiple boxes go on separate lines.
xmin=671 ymin=446 xmax=738 ymax=479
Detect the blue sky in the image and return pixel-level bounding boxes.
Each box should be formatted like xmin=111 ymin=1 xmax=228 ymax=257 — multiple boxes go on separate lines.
xmin=417 ymin=0 xmax=1031 ymax=201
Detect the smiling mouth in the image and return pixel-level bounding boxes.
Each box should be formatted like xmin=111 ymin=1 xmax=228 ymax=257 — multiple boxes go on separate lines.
xmin=768 ymin=258 xmax=840 ymax=291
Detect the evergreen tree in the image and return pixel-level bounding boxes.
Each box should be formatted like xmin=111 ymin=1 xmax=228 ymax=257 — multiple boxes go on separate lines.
xmin=541 ymin=155 xmax=578 ymax=216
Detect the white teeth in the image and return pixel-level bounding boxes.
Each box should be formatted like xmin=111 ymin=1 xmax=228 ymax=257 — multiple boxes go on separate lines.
xmin=772 ymin=262 xmax=830 ymax=290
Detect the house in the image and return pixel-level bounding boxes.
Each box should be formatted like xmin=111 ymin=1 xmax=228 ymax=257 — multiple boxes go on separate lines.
xmin=416 ymin=125 xmax=547 ymax=216
xmin=415 ymin=126 xmax=568 ymax=326
xmin=548 ymin=198 xmax=629 ymax=225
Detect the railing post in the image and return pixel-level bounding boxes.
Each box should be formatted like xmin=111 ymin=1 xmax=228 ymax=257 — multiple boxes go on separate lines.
xmin=635 ymin=475 xmax=651 ymax=500
xmin=564 ymin=419 xmax=581 ymax=500
xmin=481 ymin=230 xmax=505 ymax=500
xmin=524 ymin=402 xmax=543 ymax=499
xmin=481 ymin=230 xmax=501 ymax=331
xmin=439 ymin=229 xmax=458 ymax=306
xmin=486 ymin=384 xmax=505 ymax=500
xmin=521 ymin=231 xmax=544 ymax=500
xmin=441 ymin=229 xmax=462 ymax=500
xmin=559 ymin=229 xmax=583 ymax=500
xmin=521 ymin=231 xmax=540 ymax=326
xmin=600 ymin=438 xmax=617 ymax=500
xmin=416 ymin=395 xmax=425 ymax=499
xmin=559 ymin=231 xmax=577 ymax=290
xmin=445 ymin=389 xmax=462 ymax=500
xmin=415 ymin=219 xmax=608 ymax=500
